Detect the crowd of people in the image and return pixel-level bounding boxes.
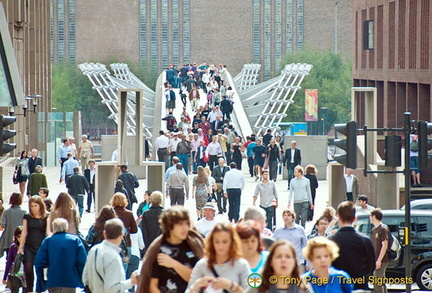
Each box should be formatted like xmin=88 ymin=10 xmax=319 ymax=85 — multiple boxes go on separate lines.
xmin=0 ymin=62 xmax=399 ymax=292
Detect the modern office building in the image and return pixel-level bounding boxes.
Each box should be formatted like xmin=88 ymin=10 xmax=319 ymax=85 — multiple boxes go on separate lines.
xmin=51 ymin=0 xmax=352 ymax=78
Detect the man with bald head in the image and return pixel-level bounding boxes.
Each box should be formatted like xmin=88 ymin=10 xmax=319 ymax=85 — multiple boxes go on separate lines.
xmin=212 ymin=157 xmax=230 ymax=214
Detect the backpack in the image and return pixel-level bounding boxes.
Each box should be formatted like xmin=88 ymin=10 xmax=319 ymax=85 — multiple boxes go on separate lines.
xmin=169 ymin=90 xmax=176 ymax=101
xmin=167 ymin=116 xmax=176 ymax=128
xmin=207 ymin=91 xmax=213 ymax=101
xmin=410 ymin=140 xmax=418 ymax=152
xmin=387 ymin=228 xmax=400 ymax=260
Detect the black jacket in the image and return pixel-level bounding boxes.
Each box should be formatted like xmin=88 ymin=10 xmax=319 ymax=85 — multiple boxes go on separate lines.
xmin=220 ymin=98 xmax=232 ymax=113
xmin=28 ymin=156 xmax=43 ymax=174
xmin=66 ymin=173 xmax=90 ymax=197
xmin=118 ymin=171 xmax=139 ymax=203
xmin=141 ymin=205 xmax=164 ymax=248
xmin=84 ymin=168 xmax=95 ymax=188
xmin=283 ymin=148 xmax=301 ymax=166
xmin=212 ymin=165 xmax=230 ymax=183
xmin=329 ymin=226 xmax=375 ymax=290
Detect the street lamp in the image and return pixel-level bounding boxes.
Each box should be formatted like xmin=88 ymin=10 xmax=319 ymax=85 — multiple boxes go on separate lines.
xmin=320 ymin=107 xmax=328 ymax=135
xmin=8 ymin=94 xmax=42 ymax=116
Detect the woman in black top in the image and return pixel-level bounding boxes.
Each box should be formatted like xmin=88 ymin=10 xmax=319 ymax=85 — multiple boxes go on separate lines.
xmin=18 ymin=196 xmax=48 ymax=292
xmin=304 ymin=165 xmax=319 ymax=220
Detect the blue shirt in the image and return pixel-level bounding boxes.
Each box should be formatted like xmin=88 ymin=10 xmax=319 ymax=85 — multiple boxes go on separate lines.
xmin=58 ymin=145 xmax=72 ymax=160
xmin=303 ymin=266 xmax=353 ymax=293
xmin=273 ymin=224 xmax=307 ymax=264
xmin=164 ymin=164 xmax=185 ymax=181
xmin=247 ymin=142 xmax=257 ymax=157
xmin=251 ymin=250 xmax=269 ymax=273
xmin=62 ymin=158 xmax=79 ymax=179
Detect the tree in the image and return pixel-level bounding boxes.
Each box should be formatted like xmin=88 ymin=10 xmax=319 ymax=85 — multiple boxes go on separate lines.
xmin=280 ymin=50 xmax=352 ymax=134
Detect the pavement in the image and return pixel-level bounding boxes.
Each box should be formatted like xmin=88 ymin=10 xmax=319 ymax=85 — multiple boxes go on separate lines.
xmin=0 ymin=163 xmax=426 ymax=292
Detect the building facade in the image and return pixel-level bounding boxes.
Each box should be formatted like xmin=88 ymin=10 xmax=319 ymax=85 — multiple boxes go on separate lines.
xmin=51 ymin=0 xmax=352 ymax=78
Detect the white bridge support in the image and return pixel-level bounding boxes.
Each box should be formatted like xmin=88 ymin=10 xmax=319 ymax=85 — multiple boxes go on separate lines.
xmin=240 ymin=63 xmax=313 ymax=135
xmin=234 ymin=64 xmax=262 ymax=92
xmin=78 ymin=63 xmax=155 ymax=138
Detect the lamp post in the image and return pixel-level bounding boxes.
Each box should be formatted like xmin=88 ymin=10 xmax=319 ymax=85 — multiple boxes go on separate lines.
xmin=334 ymin=1 xmax=339 ymax=54
xmin=320 ymin=107 xmax=328 ymax=135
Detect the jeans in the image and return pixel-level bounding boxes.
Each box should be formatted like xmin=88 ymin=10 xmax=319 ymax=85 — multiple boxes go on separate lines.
xmin=227 ymin=189 xmax=241 ymax=222
xmin=346 ymin=192 xmax=353 ymax=202
xmin=294 ymin=201 xmax=309 ymax=228
xmin=374 ymin=262 xmax=388 ymax=293
xmin=247 ymin=157 xmax=254 ymax=176
xmin=260 ymin=206 xmax=275 ymax=230
xmin=71 ymin=194 xmax=84 ymax=217
xmin=178 ymin=153 xmax=190 ymax=175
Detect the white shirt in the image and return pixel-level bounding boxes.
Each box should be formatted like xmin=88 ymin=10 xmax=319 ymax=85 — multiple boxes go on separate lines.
xmin=345 ymin=175 xmax=354 ymax=193
xmin=155 ymin=135 xmax=170 ymax=150
xmin=207 ymin=142 xmax=222 ymax=156
xmin=223 ymin=168 xmax=245 ymax=192
xmin=290 ymin=148 xmax=295 ymax=163
xmin=207 ymin=111 xmax=218 ymax=123
xmin=130 ymin=229 xmax=145 ymax=258
xmin=169 ymin=138 xmax=180 ymax=152
xmin=196 ymin=218 xmax=219 ymax=237
xmin=89 ymin=168 xmax=96 ymax=184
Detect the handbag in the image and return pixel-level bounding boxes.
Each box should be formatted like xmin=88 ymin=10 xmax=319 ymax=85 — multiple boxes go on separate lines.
xmin=203 ymin=151 xmax=209 ymax=163
xmin=12 ymin=171 xmax=18 ymax=185
xmin=7 ymin=252 xmax=26 ymax=289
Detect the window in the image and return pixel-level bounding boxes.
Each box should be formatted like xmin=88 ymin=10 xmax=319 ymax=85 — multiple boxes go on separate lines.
xmin=363 ymin=20 xmax=374 ymax=50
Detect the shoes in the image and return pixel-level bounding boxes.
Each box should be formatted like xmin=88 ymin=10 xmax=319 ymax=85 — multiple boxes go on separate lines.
xmin=218 ymin=211 xmax=223 ymax=214
xmin=223 ymin=208 xmax=227 ymax=213
xmin=85 ymin=209 xmax=91 ymax=213
xmin=413 ymin=183 xmax=419 ymax=187
xmin=255 ymin=176 xmax=259 ymax=181
xmin=273 ymin=179 xmax=277 ymax=182
xmin=418 ymin=183 xmax=423 ymax=187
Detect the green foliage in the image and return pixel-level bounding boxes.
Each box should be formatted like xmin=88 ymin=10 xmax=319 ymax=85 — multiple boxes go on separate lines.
xmin=280 ymin=50 xmax=352 ymax=134
xmin=51 ymin=62 xmax=114 ymax=130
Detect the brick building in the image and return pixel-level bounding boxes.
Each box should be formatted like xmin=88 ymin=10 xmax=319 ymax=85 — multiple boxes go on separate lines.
xmin=352 ymin=0 xmax=432 ymax=184
xmin=51 ymin=0 xmax=352 ymax=78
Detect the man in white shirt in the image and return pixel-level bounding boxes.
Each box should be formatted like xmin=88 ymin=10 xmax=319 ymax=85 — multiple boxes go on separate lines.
xmin=155 ymin=130 xmax=170 ymax=170
xmin=356 ymin=194 xmax=375 ymax=213
xmin=195 ymin=201 xmax=219 ymax=237
xmin=223 ymin=162 xmax=245 ymax=223
xmin=168 ymin=133 xmax=181 ymax=166
xmin=344 ymin=168 xmax=359 ymax=202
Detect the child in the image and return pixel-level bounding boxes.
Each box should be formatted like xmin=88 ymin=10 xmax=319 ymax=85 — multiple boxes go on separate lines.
xmin=3 ymin=226 xmax=25 ymax=293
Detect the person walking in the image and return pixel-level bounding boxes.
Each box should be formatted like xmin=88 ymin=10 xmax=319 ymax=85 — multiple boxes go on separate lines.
xmin=60 ymin=153 xmax=79 ymax=183
xmin=15 ymin=151 xmax=30 ymax=196
xmin=82 ymin=218 xmax=138 ymax=292
xmin=34 ymin=218 xmax=87 ymax=293
xmin=207 ymin=135 xmax=223 ymax=171
xmin=344 ymin=168 xmax=358 ymax=202
xmin=118 ymin=165 xmax=139 ymax=210
xmin=283 ymin=140 xmax=301 ymax=188
xmin=370 ymin=208 xmax=390 ymax=293
xmin=77 ymin=134 xmax=94 ymax=170
xmin=223 ymin=162 xmax=245 ymax=223
xmin=288 ymin=166 xmax=313 ymax=228
xmin=47 ymin=192 xmax=80 ymax=236
xmin=177 ymin=133 xmax=192 ymax=175
xmin=28 ymin=148 xmax=43 ymax=175
xmin=166 ymin=163 xmax=189 ymax=205
xmin=329 ymin=201 xmax=375 ymax=291
xmin=192 ymin=166 xmax=211 ymax=220
xmin=27 ymin=165 xmax=48 ymax=197
xmin=141 ymin=191 xmax=164 ymax=249
xmin=0 ymin=193 xmax=26 ymax=257
xmin=304 ymin=164 xmax=319 ymax=221
xmin=231 ymin=136 xmax=244 ymax=170
xmin=57 ymin=139 xmax=72 ymax=177
xmin=267 ymin=138 xmax=281 ymax=181
xmin=66 ymin=167 xmax=90 ymax=217
xmin=155 ymin=130 xmax=170 ymax=170
xmin=253 ymin=170 xmax=278 ymax=230
xmin=84 ymin=160 xmax=96 ymax=213
xmin=212 ymin=157 xmax=229 ymax=214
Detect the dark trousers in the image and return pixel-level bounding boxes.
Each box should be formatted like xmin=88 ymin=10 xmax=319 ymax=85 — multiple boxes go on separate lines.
xmin=269 ymin=160 xmax=278 ymax=180
xmin=287 ymin=163 xmax=296 ymax=187
xmin=227 ymin=188 xmax=241 ymax=222
xmin=209 ymin=155 xmax=219 ymax=171
xmin=87 ymin=184 xmax=95 ymax=210
xmin=157 ymin=148 xmax=169 ymax=170
xmin=223 ymin=111 xmax=231 ymax=121
xmin=170 ymin=188 xmax=185 ymax=206
xmin=247 ymin=157 xmax=254 ymax=177
xmin=346 ymin=192 xmax=353 ymax=202
xmin=216 ymin=187 xmax=227 ymax=213
xmin=261 ymin=205 xmax=276 ymax=230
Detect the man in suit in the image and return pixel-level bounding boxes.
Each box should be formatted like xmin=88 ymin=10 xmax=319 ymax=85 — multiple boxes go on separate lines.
xmin=283 ymin=140 xmax=302 ymax=189
xmin=67 ymin=166 xmax=90 ymax=217
xmin=220 ymin=96 xmax=232 ymax=121
xmin=212 ymin=157 xmax=230 ymax=214
xmin=211 ymin=115 xmax=223 ymax=135
xmin=28 ymin=148 xmax=43 ymax=175
xmin=343 ymin=168 xmax=359 ymax=202
xmin=84 ymin=160 xmax=96 ymax=213
xmin=329 ymin=201 xmax=375 ymax=291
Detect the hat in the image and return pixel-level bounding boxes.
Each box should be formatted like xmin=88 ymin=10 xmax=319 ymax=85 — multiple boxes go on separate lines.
xmin=203 ymin=201 xmax=217 ymax=211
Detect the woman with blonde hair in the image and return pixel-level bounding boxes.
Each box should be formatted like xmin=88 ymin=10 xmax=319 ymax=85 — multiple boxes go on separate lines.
xmin=321 ymin=206 xmax=337 ymax=235
xmin=303 ymin=237 xmax=353 ymax=292
xmin=192 ymin=166 xmax=211 ymax=219
xmin=187 ymin=223 xmax=251 ymax=293
xmin=18 ymin=196 xmax=48 ymax=293
xmin=47 ymin=192 xmax=79 ymax=235
xmin=110 ymin=192 xmax=137 ymax=264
